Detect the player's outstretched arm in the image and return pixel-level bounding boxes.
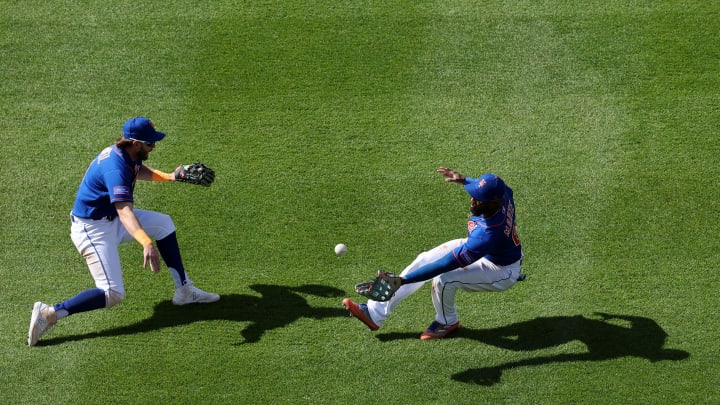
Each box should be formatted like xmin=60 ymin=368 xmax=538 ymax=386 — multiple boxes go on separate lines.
xmin=401 ymin=251 xmax=459 ymax=284
xmin=138 ymin=165 xmax=173 ymax=182
xmin=437 ymin=167 xmax=466 ymax=184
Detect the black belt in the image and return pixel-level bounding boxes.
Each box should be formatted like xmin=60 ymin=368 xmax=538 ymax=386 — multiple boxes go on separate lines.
xmin=71 ymin=214 xmax=116 ymax=222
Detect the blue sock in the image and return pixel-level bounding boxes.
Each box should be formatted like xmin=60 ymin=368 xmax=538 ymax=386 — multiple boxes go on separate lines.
xmin=156 ymin=232 xmax=189 ymax=287
xmin=54 ymin=288 xmax=106 ymax=316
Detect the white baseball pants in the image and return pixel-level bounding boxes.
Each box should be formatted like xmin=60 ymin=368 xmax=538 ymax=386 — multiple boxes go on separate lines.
xmin=70 ymin=210 xmax=176 ymax=298
xmin=367 ymin=238 xmax=522 ymax=327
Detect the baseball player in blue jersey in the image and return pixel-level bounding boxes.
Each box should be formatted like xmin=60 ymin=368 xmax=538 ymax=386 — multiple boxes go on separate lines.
xmin=28 ymin=117 xmax=219 ymax=346
xmin=343 ymin=167 xmax=524 ymax=339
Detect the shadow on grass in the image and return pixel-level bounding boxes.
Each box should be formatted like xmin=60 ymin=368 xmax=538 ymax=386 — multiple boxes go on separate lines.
xmin=377 ymin=313 xmax=689 ymax=386
xmin=40 ymin=284 xmax=347 ymax=346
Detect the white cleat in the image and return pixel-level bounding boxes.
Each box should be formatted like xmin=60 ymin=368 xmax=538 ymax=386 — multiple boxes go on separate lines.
xmin=172 ymin=283 xmax=220 ymax=305
xmin=28 ymin=302 xmax=57 ymax=346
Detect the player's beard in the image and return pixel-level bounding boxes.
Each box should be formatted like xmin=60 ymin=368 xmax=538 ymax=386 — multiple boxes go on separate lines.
xmin=137 ymin=148 xmax=150 ymax=161
xmin=470 ymin=199 xmax=501 ymax=218
xmin=469 ymin=198 xmax=483 ymax=216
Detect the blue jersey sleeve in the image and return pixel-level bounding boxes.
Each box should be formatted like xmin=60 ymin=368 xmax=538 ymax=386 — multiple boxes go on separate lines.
xmin=104 ymin=168 xmax=134 ymax=204
xmin=401 ymin=252 xmax=460 ymax=284
xmin=452 ymin=228 xmax=495 ymax=267
xmin=72 ymin=146 xmax=139 ymax=219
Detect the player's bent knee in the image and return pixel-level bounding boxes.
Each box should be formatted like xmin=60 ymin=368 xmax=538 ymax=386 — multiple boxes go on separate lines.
xmin=158 ymin=212 xmax=175 ymax=229
xmin=154 ymin=213 xmax=176 ymax=238
xmin=105 ymin=290 xmax=125 ymax=308
xmin=433 ymin=274 xmax=458 ymax=290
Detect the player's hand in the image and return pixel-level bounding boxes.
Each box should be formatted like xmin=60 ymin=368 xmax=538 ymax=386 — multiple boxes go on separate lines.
xmin=143 ymin=244 xmax=161 ymax=273
xmin=437 ymin=167 xmax=466 ymax=184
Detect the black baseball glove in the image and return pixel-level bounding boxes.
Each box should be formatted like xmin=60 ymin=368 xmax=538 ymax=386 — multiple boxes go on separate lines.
xmin=355 ymin=270 xmax=403 ymax=302
xmin=173 ymin=162 xmax=215 ymax=187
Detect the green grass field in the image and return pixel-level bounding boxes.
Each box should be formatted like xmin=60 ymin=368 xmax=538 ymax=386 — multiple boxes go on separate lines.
xmin=2 ymin=1 xmax=718 ymax=403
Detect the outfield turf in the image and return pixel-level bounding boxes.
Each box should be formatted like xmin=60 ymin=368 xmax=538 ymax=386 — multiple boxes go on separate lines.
xmin=1 ymin=1 xmax=718 ymax=403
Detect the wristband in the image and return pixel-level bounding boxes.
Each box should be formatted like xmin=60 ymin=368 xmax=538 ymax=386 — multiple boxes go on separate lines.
xmin=149 ymin=168 xmax=172 ymax=182
xmin=132 ymin=229 xmax=153 ymax=247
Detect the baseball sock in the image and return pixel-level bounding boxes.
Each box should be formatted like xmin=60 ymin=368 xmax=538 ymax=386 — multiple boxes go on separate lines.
xmin=156 ymin=232 xmax=189 ymax=288
xmin=54 ymin=288 xmax=107 ymax=317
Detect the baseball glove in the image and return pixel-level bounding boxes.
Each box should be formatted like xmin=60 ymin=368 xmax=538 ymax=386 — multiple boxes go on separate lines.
xmin=173 ymin=162 xmax=215 ymax=187
xmin=355 ymin=270 xmax=403 ymax=302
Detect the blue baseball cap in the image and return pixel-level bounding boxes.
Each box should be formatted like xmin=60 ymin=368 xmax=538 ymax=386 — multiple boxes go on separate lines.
xmin=122 ymin=117 xmax=166 ymax=143
xmin=464 ymin=173 xmax=506 ymax=202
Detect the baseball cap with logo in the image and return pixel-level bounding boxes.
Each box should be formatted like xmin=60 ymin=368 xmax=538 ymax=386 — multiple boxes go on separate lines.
xmin=464 ymin=173 xmax=506 ymax=202
xmin=122 ymin=117 xmax=166 ymax=143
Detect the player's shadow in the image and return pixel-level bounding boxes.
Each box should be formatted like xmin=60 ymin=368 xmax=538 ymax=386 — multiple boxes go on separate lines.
xmin=40 ymin=284 xmax=347 ymax=346
xmin=378 ymin=313 xmax=689 ymax=386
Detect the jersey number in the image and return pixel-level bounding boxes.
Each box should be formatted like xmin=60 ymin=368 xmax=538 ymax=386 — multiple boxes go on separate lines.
xmin=505 ymin=223 xmax=521 ymax=246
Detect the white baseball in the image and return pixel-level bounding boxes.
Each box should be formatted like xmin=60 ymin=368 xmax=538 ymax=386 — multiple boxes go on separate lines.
xmin=334 ymin=243 xmax=348 ymax=256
